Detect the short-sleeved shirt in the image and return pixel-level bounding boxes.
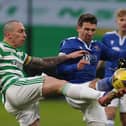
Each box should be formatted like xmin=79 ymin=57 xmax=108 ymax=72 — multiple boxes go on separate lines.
xmin=102 ymin=31 xmax=126 ymax=77
xmin=0 ymin=41 xmax=27 ymax=93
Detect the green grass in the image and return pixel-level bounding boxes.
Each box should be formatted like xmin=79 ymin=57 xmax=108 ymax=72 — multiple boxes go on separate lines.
xmin=0 ymin=98 xmax=121 ymax=126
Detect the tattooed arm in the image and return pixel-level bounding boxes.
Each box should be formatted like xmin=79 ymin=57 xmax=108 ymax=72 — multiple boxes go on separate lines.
xmin=24 ymin=55 xmax=70 ymax=70
xmin=24 ymin=50 xmax=86 ymax=70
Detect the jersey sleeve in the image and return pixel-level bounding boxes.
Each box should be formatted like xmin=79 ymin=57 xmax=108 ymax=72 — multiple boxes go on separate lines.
xmin=20 ymin=51 xmax=29 ymax=64
xmin=100 ymin=42 xmax=125 ymax=60
xmin=57 ymin=39 xmax=80 ymax=74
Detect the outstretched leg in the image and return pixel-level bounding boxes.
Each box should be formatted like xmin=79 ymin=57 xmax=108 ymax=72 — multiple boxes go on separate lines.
xmin=42 ymin=75 xmax=104 ymax=100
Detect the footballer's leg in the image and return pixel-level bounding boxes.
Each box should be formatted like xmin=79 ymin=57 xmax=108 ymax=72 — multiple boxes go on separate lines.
xmin=42 ymin=75 xmax=105 ymax=100
xmin=43 ymin=72 xmax=126 ymax=106
xmin=5 ymin=75 xmax=44 ymax=126
xmin=84 ymin=100 xmax=107 ymax=126
xmin=119 ymin=94 xmax=126 ymax=126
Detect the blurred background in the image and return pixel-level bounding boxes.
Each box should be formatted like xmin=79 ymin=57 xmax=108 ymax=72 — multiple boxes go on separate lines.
xmin=0 ymin=0 xmax=125 ymax=57
xmin=0 ymin=0 xmax=126 ymax=125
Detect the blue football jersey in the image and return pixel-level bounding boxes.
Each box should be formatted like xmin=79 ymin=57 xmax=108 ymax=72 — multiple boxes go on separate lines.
xmin=102 ymin=31 xmax=126 ymax=77
xmin=57 ymin=37 xmax=125 ymax=83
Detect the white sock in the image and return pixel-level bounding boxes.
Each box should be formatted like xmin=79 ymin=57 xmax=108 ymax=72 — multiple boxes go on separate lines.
xmin=107 ymin=120 xmax=114 ymax=126
xmin=61 ymin=82 xmax=105 ymax=100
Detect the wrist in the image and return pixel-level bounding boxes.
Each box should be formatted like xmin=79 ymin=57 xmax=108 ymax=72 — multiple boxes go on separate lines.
xmin=64 ymin=54 xmax=71 ymax=59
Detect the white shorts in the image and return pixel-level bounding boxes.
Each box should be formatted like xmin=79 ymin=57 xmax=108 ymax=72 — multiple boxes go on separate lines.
xmin=107 ymin=94 xmax=126 ymax=113
xmin=4 ymin=75 xmax=44 ymax=126
xmin=65 ymin=83 xmax=107 ymax=124
xmin=66 ymin=97 xmax=107 ymax=124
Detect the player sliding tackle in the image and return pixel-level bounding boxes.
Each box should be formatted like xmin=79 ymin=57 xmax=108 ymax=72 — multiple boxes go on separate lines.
xmin=2 ymin=20 xmax=126 ymax=126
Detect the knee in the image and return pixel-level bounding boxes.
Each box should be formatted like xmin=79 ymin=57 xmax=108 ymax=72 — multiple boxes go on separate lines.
xmin=42 ymin=75 xmax=67 ymax=96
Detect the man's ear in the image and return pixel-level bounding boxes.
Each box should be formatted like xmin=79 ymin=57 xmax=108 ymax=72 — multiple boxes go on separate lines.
xmin=6 ymin=32 xmax=12 ymax=39
xmin=76 ymin=25 xmax=81 ymax=32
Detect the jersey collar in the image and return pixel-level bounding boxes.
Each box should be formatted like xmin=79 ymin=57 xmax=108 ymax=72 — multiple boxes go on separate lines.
xmin=78 ymin=37 xmax=94 ymax=51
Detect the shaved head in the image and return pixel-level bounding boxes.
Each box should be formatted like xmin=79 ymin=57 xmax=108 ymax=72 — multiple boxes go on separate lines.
xmin=3 ymin=20 xmax=21 ymax=35
xmin=3 ymin=20 xmax=26 ymax=48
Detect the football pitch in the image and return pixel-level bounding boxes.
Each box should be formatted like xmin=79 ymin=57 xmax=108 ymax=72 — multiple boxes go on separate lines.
xmin=0 ymin=98 xmax=121 ymax=126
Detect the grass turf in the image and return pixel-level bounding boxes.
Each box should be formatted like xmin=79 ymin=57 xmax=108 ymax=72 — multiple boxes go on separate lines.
xmin=0 ymin=98 xmax=121 ymax=126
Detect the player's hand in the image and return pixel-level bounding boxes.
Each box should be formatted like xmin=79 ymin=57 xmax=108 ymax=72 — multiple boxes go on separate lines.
xmin=67 ymin=50 xmax=89 ymax=59
xmin=98 ymin=88 xmax=126 ymax=106
xmin=77 ymin=59 xmax=90 ymax=70
xmin=115 ymin=88 xmax=126 ymax=97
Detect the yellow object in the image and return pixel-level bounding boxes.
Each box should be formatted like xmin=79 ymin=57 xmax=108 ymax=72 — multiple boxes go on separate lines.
xmin=24 ymin=56 xmax=32 ymax=65
xmin=112 ymin=68 xmax=126 ymax=89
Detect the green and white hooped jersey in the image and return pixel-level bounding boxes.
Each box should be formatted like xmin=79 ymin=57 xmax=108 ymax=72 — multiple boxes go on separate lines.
xmin=0 ymin=41 xmax=27 ymax=93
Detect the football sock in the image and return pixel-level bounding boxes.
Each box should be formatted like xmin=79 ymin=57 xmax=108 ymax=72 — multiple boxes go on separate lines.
xmin=61 ymin=82 xmax=104 ymax=100
xmin=107 ymin=119 xmax=114 ymax=126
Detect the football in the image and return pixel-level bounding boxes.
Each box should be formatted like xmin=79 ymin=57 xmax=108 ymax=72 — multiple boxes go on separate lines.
xmin=112 ymin=68 xmax=126 ymax=89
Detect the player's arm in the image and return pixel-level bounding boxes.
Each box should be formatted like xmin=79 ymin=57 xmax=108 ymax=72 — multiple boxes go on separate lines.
xmin=100 ymin=42 xmax=126 ymax=60
xmin=97 ymin=68 xmax=126 ymax=92
xmin=24 ymin=50 xmax=86 ymax=70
